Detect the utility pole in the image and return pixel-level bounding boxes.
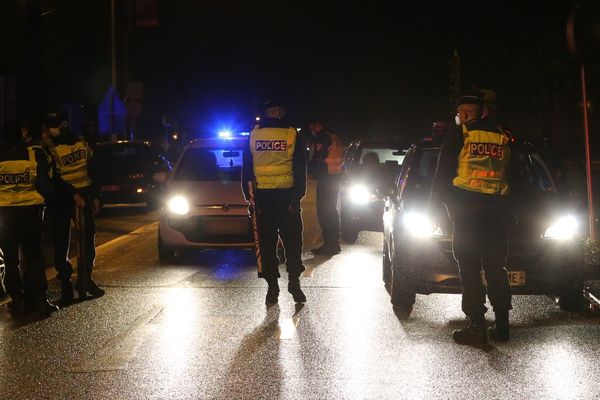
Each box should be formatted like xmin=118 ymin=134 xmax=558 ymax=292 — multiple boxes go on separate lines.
xmin=448 ymin=50 xmax=461 ymax=104
xmin=110 ymin=0 xmax=116 ymax=138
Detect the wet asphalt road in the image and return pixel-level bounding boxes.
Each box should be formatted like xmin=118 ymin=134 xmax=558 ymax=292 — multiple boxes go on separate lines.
xmin=2 ymin=187 xmax=600 ymax=400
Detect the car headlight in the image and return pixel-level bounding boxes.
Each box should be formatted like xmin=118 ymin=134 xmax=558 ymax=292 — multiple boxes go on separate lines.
xmin=167 ymin=196 xmax=190 ymax=215
xmin=349 ymin=184 xmax=376 ymax=204
xmin=403 ymin=212 xmax=443 ymax=238
xmin=543 ymin=215 xmax=578 ymax=240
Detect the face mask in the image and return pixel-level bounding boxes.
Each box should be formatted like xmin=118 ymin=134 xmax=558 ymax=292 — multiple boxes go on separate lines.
xmin=49 ymin=127 xmax=61 ymax=137
xmin=454 ymin=114 xmax=461 ymax=126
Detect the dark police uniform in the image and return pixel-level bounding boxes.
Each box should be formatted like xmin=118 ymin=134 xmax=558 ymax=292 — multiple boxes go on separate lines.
xmin=0 ymin=138 xmax=56 ymax=316
xmin=242 ymin=116 xmax=307 ymax=304
xmin=309 ymin=129 xmax=343 ymax=254
xmin=49 ymin=128 xmax=103 ymax=303
xmin=433 ymin=111 xmax=512 ymax=343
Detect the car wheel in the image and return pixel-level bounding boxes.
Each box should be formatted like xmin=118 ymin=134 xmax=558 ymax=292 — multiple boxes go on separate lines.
xmin=557 ymin=281 xmax=585 ymax=311
xmin=390 ymin=256 xmax=416 ymax=313
xmin=382 ymin=241 xmax=392 ymax=292
xmin=158 ymin=229 xmax=175 ymax=262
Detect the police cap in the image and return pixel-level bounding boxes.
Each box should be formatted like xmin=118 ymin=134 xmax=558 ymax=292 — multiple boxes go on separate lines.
xmin=262 ymin=99 xmax=285 ymax=111
xmin=45 ymin=111 xmax=67 ymax=128
xmin=456 ymin=93 xmax=483 ymax=107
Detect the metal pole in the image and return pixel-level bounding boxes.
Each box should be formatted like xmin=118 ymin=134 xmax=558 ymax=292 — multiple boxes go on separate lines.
xmin=581 ymin=63 xmax=595 ymax=240
xmin=110 ymin=0 xmax=116 ymax=137
xmin=111 ymin=0 xmax=117 ymax=88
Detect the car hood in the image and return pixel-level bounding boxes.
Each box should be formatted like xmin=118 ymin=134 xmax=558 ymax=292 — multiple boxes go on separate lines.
xmin=166 ymin=180 xmax=246 ymax=206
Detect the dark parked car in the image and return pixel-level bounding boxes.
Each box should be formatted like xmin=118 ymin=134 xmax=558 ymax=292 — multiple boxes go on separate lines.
xmin=382 ymin=140 xmax=585 ymax=316
xmin=339 ymin=139 xmax=406 ymax=243
xmin=95 ymin=141 xmax=172 ymax=209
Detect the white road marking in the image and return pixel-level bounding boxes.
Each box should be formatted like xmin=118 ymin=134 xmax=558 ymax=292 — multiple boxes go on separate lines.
xmin=68 ymin=305 xmax=162 ymax=372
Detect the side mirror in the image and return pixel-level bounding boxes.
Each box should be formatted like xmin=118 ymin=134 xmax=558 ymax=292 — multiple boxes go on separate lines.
xmin=153 ymin=171 xmax=169 ymax=184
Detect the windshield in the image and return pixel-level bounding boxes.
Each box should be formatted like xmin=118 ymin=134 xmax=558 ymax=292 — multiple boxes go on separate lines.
xmin=412 ymin=148 xmax=557 ymax=198
xmin=357 ymin=147 xmax=405 ymax=167
xmin=95 ymin=144 xmax=152 ymax=167
xmin=174 ymin=147 xmax=243 ymax=182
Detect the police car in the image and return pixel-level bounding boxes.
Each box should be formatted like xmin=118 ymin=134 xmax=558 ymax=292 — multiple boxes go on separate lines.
xmin=339 ymin=139 xmax=406 ymax=243
xmin=158 ymin=135 xmax=253 ymax=260
xmin=382 ymin=140 xmax=586 ymax=314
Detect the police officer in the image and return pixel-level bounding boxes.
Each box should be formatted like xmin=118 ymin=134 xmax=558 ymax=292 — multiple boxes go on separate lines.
xmin=431 ymin=94 xmax=512 ymax=344
xmin=46 ymin=112 xmax=104 ymax=305
xmin=242 ymin=100 xmax=307 ymax=305
xmin=0 ymin=121 xmax=58 ymax=317
xmin=308 ymin=121 xmax=343 ymax=255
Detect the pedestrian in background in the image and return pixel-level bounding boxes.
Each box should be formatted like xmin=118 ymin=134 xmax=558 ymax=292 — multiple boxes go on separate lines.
xmin=308 ymin=121 xmax=343 ymax=256
xmin=45 ymin=112 xmax=104 ymax=306
xmin=242 ymin=100 xmax=307 ymax=305
xmin=0 ymin=121 xmax=58 ymax=317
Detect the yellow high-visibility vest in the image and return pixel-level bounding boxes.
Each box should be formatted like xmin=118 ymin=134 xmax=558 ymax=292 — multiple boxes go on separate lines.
xmin=250 ymin=126 xmax=297 ymax=189
xmin=0 ymin=148 xmax=45 ymax=206
xmin=52 ymin=141 xmax=92 ymax=189
xmin=453 ymin=124 xmax=510 ymax=195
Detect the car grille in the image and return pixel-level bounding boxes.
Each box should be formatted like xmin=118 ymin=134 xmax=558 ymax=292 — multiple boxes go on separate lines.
xmin=169 ymin=215 xmax=253 ymax=243
xmin=437 ymin=239 xmax=549 ymax=266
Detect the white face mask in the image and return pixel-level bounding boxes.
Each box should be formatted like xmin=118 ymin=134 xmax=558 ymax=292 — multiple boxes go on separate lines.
xmin=454 ymin=114 xmax=462 ymax=126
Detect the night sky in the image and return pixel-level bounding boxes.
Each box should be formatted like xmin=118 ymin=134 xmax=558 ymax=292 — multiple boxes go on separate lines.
xmin=2 ymin=0 xmax=599 ymax=155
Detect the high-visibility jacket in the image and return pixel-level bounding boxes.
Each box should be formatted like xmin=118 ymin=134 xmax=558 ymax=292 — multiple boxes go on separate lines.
xmin=249 ymin=126 xmax=297 ymax=189
xmin=453 ymin=124 xmax=510 ymax=195
xmin=0 ymin=148 xmax=45 ymax=206
xmin=324 ymin=133 xmax=343 ymax=175
xmin=52 ymin=141 xmax=92 ymax=189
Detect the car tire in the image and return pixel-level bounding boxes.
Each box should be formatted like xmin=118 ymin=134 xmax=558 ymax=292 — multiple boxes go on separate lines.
xmin=557 ymin=281 xmax=585 ymax=312
xmin=382 ymin=241 xmax=392 ymax=293
xmin=390 ymin=255 xmax=416 ymax=312
xmin=158 ymin=229 xmax=176 ymax=262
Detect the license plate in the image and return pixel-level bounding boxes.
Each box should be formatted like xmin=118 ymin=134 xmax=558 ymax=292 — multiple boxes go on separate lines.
xmin=102 ymin=185 xmax=121 ymax=192
xmin=507 ymin=271 xmax=526 ymax=286
xmin=482 ymin=271 xmax=526 ymax=287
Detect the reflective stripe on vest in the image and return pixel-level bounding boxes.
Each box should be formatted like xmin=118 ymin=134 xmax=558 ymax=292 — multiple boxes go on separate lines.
xmin=452 ymin=124 xmax=510 ymax=195
xmin=52 ymin=141 xmax=92 ymax=189
xmin=0 ymin=148 xmax=44 ymax=206
xmin=324 ymin=133 xmax=343 ymax=174
xmin=249 ymin=126 xmax=297 ymax=189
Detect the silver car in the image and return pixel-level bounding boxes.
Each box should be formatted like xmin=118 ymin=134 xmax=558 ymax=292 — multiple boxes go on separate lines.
xmin=158 ymin=137 xmax=253 ymax=261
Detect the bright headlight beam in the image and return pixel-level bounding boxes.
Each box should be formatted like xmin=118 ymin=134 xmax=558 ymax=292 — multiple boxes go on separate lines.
xmin=348 ymin=185 xmax=373 ymax=204
xmin=544 ymin=215 xmax=578 ymax=240
xmin=403 ymin=212 xmax=441 ymax=238
xmin=167 ymin=196 xmax=190 ymax=215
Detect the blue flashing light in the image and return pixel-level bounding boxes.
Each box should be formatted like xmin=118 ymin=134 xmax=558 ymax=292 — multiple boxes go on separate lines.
xmin=240 ymin=132 xmax=250 ymax=136
xmin=218 ymin=130 xmax=233 ymax=139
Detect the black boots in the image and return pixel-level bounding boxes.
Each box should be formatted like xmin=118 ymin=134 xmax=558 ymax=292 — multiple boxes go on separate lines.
xmin=453 ymin=319 xmax=487 ymax=345
xmin=9 ymin=293 xmax=58 ymax=318
xmin=59 ymin=279 xmax=75 ymax=307
xmin=311 ymin=243 xmax=341 ymax=256
xmin=87 ymin=280 xmax=106 ymax=298
xmin=265 ymin=279 xmax=279 ymax=305
xmin=265 ymin=277 xmax=305 ymax=304
xmin=37 ymin=297 xmax=59 ymax=316
xmin=288 ymin=277 xmax=306 ymax=304
xmin=488 ymin=311 xmax=510 ymax=342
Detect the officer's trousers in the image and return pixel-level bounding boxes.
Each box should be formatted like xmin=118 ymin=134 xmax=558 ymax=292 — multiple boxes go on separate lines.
xmin=0 ymin=206 xmax=48 ymax=301
xmin=316 ymin=174 xmax=341 ymax=246
xmin=449 ymin=191 xmax=512 ymax=322
xmin=52 ymin=192 xmax=96 ymax=285
xmin=255 ymin=190 xmax=305 ymax=280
